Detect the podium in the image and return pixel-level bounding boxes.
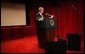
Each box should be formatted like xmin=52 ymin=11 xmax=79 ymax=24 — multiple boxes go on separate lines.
xmin=36 ymin=17 xmax=56 ymax=48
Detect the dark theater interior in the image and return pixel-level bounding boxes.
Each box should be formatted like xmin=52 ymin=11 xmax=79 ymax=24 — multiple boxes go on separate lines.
xmin=1 ymin=0 xmax=84 ymax=53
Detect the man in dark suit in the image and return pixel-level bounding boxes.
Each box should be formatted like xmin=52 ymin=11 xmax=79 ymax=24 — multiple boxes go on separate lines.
xmin=36 ymin=7 xmax=44 ymax=21
xmin=35 ymin=7 xmax=45 ymax=48
xmin=35 ymin=7 xmax=54 ymax=48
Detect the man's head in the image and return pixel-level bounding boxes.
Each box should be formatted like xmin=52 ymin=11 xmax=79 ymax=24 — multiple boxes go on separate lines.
xmin=38 ymin=7 xmax=44 ymax=14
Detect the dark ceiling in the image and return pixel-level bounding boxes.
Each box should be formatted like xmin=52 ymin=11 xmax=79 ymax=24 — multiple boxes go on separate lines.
xmin=1 ymin=0 xmax=81 ymax=8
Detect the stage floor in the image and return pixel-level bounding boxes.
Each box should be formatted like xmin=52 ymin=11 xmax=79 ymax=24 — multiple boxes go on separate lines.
xmin=1 ymin=35 xmax=84 ymax=53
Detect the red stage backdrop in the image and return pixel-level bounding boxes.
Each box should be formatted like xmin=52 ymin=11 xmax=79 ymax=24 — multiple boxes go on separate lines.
xmin=29 ymin=0 xmax=84 ymax=41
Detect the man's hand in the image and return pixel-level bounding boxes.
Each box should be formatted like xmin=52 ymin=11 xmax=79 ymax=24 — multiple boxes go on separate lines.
xmin=50 ymin=15 xmax=54 ymax=18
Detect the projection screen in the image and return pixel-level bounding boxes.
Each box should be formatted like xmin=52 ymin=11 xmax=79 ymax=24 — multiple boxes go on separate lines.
xmin=1 ymin=2 xmax=26 ymax=26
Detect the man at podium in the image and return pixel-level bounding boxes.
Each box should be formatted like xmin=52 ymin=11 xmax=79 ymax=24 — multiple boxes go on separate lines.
xmin=35 ymin=7 xmax=54 ymax=48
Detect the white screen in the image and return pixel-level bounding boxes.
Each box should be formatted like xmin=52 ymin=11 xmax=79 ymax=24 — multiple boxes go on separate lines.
xmin=1 ymin=2 xmax=26 ymax=26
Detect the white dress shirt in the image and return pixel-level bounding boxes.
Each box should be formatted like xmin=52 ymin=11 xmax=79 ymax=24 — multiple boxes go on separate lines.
xmin=38 ymin=12 xmax=44 ymax=21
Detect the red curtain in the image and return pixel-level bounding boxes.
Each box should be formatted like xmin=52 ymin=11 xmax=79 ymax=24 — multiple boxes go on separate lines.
xmin=46 ymin=1 xmax=84 ymax=41
xmin=55 ymin=1 xmax=84 ymax=40
xmin=29 ymin=0 xmax=84 ymax=41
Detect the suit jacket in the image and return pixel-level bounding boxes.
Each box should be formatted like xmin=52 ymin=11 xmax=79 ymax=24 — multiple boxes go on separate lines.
xmin=35 ymin=12 xmax=45 ymax=28
xmin=35 ymin=12 xmax=44 ymax=21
